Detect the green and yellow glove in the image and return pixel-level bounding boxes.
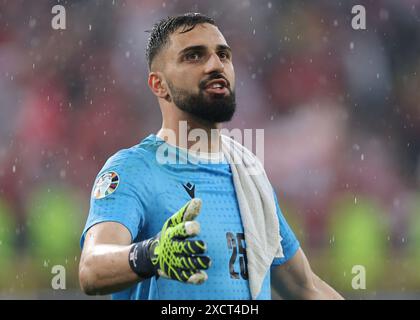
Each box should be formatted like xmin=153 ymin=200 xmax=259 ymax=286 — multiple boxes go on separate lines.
xmin=129 ymin=198 xmax=211 ymax=284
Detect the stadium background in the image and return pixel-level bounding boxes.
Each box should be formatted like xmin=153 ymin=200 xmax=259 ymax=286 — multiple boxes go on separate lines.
xmin=0 ymin=0 xmax=419 ymax=299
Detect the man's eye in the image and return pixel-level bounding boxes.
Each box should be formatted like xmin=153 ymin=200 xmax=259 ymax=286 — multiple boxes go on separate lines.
xmin=185 ymin=52 xmax=201 ymax=61
xmin=218 ymin=51 xmax=230 ymax=60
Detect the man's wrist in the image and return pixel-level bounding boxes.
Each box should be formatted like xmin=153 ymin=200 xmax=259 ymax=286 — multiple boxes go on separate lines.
xmin=128 ymin=238 xmax=157 ymax=279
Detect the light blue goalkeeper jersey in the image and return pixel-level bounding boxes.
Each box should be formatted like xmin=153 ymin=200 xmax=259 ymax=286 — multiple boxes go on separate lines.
xmin=80 ymin=134 xmax=300 ymax=300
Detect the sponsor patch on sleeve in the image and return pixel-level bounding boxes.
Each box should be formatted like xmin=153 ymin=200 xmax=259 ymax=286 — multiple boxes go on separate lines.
xmin=92 ymin=171 xmax=120 ymax=199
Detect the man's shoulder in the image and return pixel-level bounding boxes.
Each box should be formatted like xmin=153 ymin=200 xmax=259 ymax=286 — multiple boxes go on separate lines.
xmin=110 ymin=145 xmax=145 ymax=161
xmin=101 ymin=135 xmax=160 ymax=171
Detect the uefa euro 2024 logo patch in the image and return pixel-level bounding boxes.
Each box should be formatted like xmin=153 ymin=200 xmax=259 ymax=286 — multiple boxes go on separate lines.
xmin=92 ymin=171 xmax=120 ymax=199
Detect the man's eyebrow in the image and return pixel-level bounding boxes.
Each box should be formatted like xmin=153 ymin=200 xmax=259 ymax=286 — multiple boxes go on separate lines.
xmin=216 ymin=44 xmax=232 ymax=54
xmin=178 ymin=44 xmax=232 ymax=56
xmin=178 ymin=45 xmax=207 ymax=56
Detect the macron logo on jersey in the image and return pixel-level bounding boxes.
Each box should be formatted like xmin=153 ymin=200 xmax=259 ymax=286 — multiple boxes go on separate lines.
xmin=182 ymin=182 xmax=195 ymax=198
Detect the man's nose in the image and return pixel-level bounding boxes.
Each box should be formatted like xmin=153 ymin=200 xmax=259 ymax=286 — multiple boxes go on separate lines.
xmin=204 ymin=53 xmax=224 ymax=74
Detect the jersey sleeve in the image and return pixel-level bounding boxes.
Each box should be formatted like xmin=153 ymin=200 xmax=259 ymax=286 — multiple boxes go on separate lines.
xmin=271 ymin=189 xmax=300 ymax=266
xmin=80 ymin=149 xmax=151 ymax=248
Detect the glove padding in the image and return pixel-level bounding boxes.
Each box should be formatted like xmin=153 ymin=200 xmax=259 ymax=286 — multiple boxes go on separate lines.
xmin=150 ymin=198 xmax=211 ymax=284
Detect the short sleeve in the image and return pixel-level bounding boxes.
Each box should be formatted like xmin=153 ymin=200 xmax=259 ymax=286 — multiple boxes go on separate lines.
xmin=271 ymin=190 xmax=300 ymax=266
xmin=80 ymin=149 xmax=149 ymax=248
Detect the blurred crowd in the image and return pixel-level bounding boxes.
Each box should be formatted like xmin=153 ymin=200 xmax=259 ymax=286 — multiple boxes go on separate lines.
xmin=0 ymin=0 xmax=419 ymax=297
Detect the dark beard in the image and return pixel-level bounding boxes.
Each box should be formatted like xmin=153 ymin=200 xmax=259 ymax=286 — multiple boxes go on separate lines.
xmin=167 ymin=80 xmax=236 ymax=123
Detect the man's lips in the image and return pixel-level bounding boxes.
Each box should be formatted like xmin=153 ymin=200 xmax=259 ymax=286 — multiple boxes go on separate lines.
xmin=204 ymin=78 xmax=228 ymax=88
xmin=203 ymin=78 xmax=229 ymax=95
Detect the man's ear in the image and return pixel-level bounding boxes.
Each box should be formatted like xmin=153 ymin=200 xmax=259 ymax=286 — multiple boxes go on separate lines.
xmin=148 ymin=72 xmax=170 ymax=101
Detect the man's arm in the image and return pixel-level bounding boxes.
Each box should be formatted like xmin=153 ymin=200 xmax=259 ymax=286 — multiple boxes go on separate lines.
xmin=79 ymin=222 xmax=141 ymax=295
xmin=79 ymin=198 xmax=211 ymax=296
xmin=272 ymin=248 xmax=344 ymax=300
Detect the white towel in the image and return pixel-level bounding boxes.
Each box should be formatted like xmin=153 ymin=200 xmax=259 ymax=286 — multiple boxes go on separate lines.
xmin=220 ymin=134 xmax=284 ymax=300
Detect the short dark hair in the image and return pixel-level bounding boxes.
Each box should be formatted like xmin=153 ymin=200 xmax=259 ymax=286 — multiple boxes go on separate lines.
xmin=146 ymin=13 xmax=216 ymax=70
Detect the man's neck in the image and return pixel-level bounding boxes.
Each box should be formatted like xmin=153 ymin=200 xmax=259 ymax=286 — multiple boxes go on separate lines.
xmin=157 ymin=118 xmax=222 ymax=154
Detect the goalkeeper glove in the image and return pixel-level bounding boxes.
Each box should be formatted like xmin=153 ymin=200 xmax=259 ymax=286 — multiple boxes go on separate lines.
xmin=128 ymin=198 xmax=211 ymax=284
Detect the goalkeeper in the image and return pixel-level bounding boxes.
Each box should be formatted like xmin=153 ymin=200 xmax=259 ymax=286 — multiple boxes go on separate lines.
xmin=79 ymin=13 xmax=342 ymax=299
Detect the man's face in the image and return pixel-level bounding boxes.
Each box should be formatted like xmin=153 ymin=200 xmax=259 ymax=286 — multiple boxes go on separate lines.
xmin=157 ymin=23 xmax=236 ymax=123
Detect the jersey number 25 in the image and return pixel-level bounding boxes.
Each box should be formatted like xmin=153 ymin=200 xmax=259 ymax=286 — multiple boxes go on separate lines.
xmin=226 ymin=232 xmax=248 ymax=280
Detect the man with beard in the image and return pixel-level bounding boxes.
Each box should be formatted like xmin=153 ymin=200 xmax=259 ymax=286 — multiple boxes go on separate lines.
xmin=79 ymin=13 xmax=343 ymax=300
